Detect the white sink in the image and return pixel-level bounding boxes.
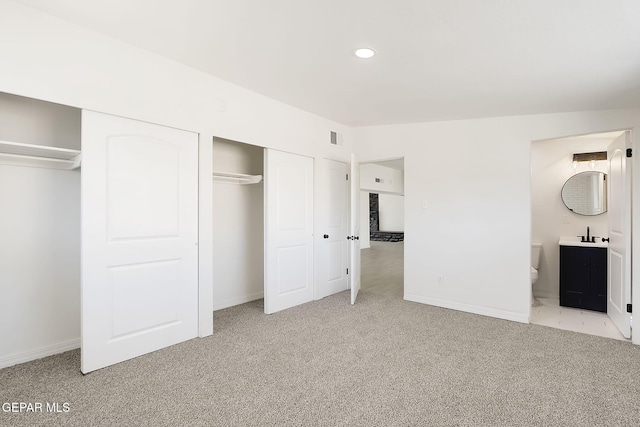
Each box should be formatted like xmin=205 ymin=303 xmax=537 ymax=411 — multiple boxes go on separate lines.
xmin=559 ymin=236 xmax=608 ymax=248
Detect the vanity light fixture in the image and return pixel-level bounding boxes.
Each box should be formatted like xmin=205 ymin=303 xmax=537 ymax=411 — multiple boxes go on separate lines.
xmin=354 ymin=48 xmax=375 ymax=59
xmin=572 ymin=151 xmax=607 ymax=169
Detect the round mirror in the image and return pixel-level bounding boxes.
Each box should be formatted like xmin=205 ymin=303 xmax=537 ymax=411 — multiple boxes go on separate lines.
xmin=561 ymin=171 xmax=607 ymax=216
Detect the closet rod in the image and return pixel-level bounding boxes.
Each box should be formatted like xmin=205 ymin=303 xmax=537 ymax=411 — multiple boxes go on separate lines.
xmin=0 ymin=140 xmax=81 ymax=170
xmin=212 ymin=171 xmax=262 ymax=184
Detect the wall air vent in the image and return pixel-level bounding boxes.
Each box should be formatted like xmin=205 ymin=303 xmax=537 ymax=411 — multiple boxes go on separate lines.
xmin=330 ymin=131 xmax=343 ymax=146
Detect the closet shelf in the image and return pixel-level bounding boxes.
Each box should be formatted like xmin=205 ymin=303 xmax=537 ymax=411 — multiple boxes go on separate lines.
xmin=0 ymin=140 xmax=81 ymax=170
xmin=212 ymin=171 xmax=262 ymax=184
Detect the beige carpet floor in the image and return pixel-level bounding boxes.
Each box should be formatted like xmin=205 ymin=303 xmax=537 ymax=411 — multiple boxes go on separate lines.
xmin=2 ymin=289 xmax=640 ymax=426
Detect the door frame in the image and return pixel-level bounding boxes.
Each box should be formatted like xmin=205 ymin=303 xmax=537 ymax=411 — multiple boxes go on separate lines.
xmin=199 ymin=135 xmax=214 ymax=337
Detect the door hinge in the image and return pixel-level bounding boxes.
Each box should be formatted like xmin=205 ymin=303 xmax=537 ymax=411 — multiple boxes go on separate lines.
xmin=346 ymin=268 xmax=349 ymax=275
xmin=346 ymin=173 xmax=349 ymax=180
xmin=627 ymin=148 xmax=632 ymax=158
xmin=627 ymin=304 xmax=632 ymax=313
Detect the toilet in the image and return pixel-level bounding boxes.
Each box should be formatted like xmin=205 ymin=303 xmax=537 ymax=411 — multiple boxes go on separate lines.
xmin=531 ymin=243 xmax=542 ymax=306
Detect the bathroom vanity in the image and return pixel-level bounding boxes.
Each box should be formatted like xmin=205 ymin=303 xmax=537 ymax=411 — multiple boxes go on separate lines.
xmin=559 ymin=239 xmax=607 ymax=312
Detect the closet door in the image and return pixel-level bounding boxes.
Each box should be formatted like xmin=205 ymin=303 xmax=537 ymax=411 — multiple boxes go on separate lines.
xmin=264 ymin=149 xmax=314 ymax=314
xmin=81 ymin=111 xmax=199 ymax=373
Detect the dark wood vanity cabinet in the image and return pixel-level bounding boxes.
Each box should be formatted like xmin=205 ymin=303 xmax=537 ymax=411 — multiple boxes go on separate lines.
xmin=559 ymin=245 xmax=607 ymax=312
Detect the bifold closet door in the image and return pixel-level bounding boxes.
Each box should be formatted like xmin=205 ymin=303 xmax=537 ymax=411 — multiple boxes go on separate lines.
xmin=81 ymin=110 xmax=199 ymax=373
xmin=264 ymin=149 xmax=314 ymax=314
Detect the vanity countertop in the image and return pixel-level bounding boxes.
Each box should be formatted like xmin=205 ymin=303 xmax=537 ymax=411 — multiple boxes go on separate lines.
xmin=559 ymin=236 xmax=608 ymax=248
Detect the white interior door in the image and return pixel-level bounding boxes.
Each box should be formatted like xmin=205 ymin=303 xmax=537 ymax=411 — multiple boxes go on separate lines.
xmin=607 ymin=131 xmax=631 ymax=338
xmin=350 ymin=153 xmax=361 ymax=305
xmin=315 ymin=158 xmax=349 ymax=299
xmin=264 ymin=149 xmax=314 ymax=314
xmin=81 ymin=111 xmax=199 ymax=373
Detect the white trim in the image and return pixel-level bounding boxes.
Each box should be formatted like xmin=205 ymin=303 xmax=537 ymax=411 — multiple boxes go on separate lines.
xmin=404 ymin=294 xmax=530 ymax=324
xmin=0 ymin=339 xmax=80 ymax=370
xmin=198 ymin=135 xmax=214 ymax=337
xmin=213 ymin=292 xmax=264 ymax=311
xmin=533 ymin=289 xmax=557 ymax=299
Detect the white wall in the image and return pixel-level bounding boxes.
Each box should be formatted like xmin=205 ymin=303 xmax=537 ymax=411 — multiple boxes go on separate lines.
xmin=360 ymin=163 xmax=404 ymax=194
xmin=0 ymin=2 xmax=354 ymax=365
xmin=212 ymin=138 xmax=264 ymax=310
xmin=0 ymin=167 xmax=80 ymax=366
xmin=0 ymin=2 xmax=353 ymax=160
xmin=379 ymin=194 xmax=404 ymax=231
xmin=354 ymin=110 xmax=640 ymax=325
xmin=0 ymin=92 xmax=80 ymax=149
xmin=531 ymin=135 xmax=613 ymax=299
xmin=360 ymin=191 xmax=371 ymax=249
xmin=0 ymin=93 xmax=81 ymax=368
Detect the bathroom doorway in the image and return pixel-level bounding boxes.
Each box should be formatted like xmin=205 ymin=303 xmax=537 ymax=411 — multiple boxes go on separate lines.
xmin=530 ymin=131 xmax=631 ymax=341
xmin=359 ymin=158 xmax=405 ymax=299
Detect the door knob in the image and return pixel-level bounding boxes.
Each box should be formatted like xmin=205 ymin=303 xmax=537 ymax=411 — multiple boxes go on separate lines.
xmin=323 ymin=234 xmax=329 ymax=239
xmin=602 ymin=237 xmax=609 ymax=242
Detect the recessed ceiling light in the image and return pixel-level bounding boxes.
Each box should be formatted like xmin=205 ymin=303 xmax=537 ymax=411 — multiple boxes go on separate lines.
xmin=354 ymin=48 xmax=375 ymax=59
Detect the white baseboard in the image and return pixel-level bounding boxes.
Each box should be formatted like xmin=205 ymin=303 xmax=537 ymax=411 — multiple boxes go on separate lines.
xmin=213 ymin=291 xmax=264 ymax=311
xmin=0 ymin=338 xmax=80 ymax=370
xmin=533 ymin=289 xmax=557 ymax=299
xmin=404 ymin=294 xmax=530 ymax=324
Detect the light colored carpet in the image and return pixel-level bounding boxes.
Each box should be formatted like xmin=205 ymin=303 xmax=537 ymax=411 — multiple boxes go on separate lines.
xmin=1 ymin=291 xmax=639 ymax=426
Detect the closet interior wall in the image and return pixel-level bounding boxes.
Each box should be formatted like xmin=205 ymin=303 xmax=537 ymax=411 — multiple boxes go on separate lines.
xmin=0 ymin=93 xmax=81 ymax=367
xmin=212 ymin=137 xmax=264 ymax=310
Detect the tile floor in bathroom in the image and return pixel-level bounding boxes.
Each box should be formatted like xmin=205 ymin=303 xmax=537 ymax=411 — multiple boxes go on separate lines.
xmin=530 ymin=297 xmax=630 ymax=341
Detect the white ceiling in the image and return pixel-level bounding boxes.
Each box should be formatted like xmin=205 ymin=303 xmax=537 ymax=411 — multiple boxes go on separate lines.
xmin=364 ymin=159 xmax=404 ymax=171
xmin=15 ymin=0 xmax=640 ymax=126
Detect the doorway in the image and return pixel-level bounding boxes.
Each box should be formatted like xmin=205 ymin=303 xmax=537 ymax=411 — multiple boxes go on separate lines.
xmin=530 ymin=131 xmax=631 ymax=341
xmin=359 ymin=158 xmax=405 ymax=299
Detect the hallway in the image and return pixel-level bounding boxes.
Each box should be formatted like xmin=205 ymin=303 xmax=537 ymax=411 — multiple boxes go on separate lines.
xmin=361 ymin=241 xmax=403 ymax=299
